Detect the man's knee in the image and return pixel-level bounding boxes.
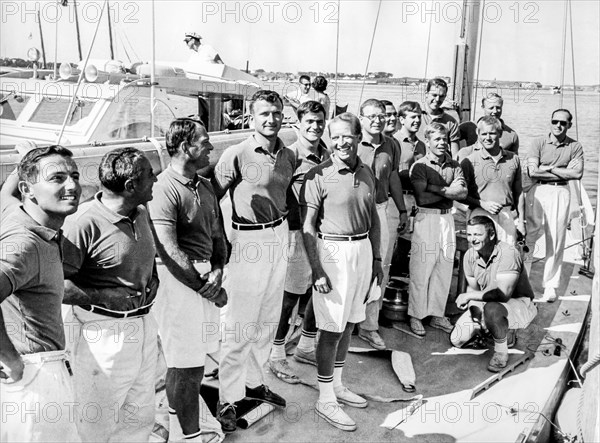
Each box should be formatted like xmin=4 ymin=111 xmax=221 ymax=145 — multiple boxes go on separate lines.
xmin=483 ymin=302 xmax=508 ymax=327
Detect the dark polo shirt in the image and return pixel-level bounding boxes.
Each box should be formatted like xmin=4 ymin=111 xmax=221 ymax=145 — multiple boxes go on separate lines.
xmin=410 ymin=152 xmax=465 ymax=210
xmin=287 ymin=139 xmax=330 ymax=231
xmin=528 ymin=133 xmax=584 ymax=180
xmin=393 ymin=128 xmax=427 ymax=191
xmin=63 ymin=193 xmax=156 ymax=311
xmin=301 ymin=154 xmax=377 ymax=236
xmin=464 ymin=241 xmax=534 ymax=299
xmin=461 ymin=146 xmax=522 ymax=209
xmin=459 ymin=119 xmax=520 ymax=154
xmin=149 ymin=166 xmax=221 ymax=261
xmin=214 ymin=134 xmax=296 ymax=224
xmin=357 ymin=135 xmax=400 ymax=204
xmin=417 ymin=111 xmax=460 ymax=144
xmin=0 ymin=206 xmax=66 ymax=354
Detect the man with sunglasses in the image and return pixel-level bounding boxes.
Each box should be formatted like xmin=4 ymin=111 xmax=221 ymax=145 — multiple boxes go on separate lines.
xmin=61 ymin=147 xmax=160 ymax=442
xmin=148 ymin=119 xmax=226 ymax=442
xmin=525 ymin=109 xmax=584 ymax=303
xmin=356 ymin=99 xmax=408 ymax=350
xmin=285 ymin=75 xmax=312 ymax=111
xmin=1 ymin=145 xmax=81 ymax=442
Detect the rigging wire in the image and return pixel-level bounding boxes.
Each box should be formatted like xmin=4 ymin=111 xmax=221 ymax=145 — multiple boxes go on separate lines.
xmin=472 ymin=0 xmax=485 ymax=123
xmin=423 ymin=0 xmax=434 ymax=80
xmin=358 ymin=0 xmax=383 ymax=109
xmin=333 ymin=0 xmax=341 ymax=118
xmin=559 ymin=0 xmax=568 ymax=107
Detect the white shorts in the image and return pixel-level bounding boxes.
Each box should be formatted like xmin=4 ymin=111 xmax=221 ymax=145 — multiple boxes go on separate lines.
xmin=312 ymin=237 xmax=372 ymax=333
xmin=154 ymin=262 xmax=220 ymax=368
xmin=284 ymin=230 xmax=313 ymax=294
xmin=451 ymin=297 xmax=537 ymax=347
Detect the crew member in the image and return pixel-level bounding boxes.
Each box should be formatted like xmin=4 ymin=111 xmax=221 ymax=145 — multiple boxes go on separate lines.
xmin=285 ymin=75 xmax=312 ymax=111
xmin=185 ymin=31 xmax=223 ymax=64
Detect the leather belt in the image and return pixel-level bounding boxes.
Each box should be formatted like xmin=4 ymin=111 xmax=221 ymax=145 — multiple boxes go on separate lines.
xmin=79 ymin=303 xmax=153 ymax=319
xmin=417 ymin=207 xmax=452 ymax=215
xmin=232 ymin=216 xmax=286 ymax=231
xmin=402 ymin=190 xmax=414 ymax=195
xmin=538 ymin=180 xmax=568 ymax=186
xmin=317 ymin=232 xmax=369 ymax=241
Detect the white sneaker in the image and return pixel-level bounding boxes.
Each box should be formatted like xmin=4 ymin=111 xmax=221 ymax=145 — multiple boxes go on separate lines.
xmin=315 ymin=401 xmax=357 ymax=431
xmin=535 ymin=287 xmax=557 ymax=303
xmin=334 ymin=385 xmax=368 ymax=408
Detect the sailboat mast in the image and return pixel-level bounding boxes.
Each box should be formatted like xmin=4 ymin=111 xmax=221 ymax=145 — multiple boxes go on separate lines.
xmin=452 ymin=0 xmax=481 ymax=123
xmin=107 ymin=2 xmax=115 ymax=60
xmin=37 ymin=10 xmax=47 ymax=68
xmin=73 ymin=0 xmax=83 ymax=61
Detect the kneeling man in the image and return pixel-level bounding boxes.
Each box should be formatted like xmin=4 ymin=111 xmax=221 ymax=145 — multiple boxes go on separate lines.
xmin=451 ymin=216 xmax=537 ymax=372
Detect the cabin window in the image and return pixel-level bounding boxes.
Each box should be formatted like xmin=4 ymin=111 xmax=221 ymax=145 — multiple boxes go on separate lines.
xmin=102 ymin=96 xmax=173 ymax=140
xmin=0 ymin=93 xmax=30 ymax=120
xmin=29 ymin=97 xmax=94 ymax=126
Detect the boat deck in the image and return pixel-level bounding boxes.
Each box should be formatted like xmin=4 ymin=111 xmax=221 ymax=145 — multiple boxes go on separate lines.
xmin=199 ymin=202 xmax=594 ymax=442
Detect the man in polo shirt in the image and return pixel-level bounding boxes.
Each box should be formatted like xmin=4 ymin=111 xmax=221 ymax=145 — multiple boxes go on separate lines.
xmin=285 ymin=75 xmax=312 ymax=111
xmin=452 ymin=216 xmax=537 ymax=372
xmin=525 ymin=109 xmax=584 ymax=302
xmin=0 ymin=145 xmax=81 ymax=443
xmin=268 ymin=101 xmax=329 ymax=383
xmin=381 ymin=99 xmax=399 ymax=138
xmin=418 ymin=78 xmax=460 ymax=157
xmin=408 ymin=123 xmax=467 ymax=336
xmin=213 ymin=90 xmax=295 ymax=433
xmin=302 ymin=112 xmax=382 ymax=431
xmin=148 ymin=119 xmax=227 ymax=442
xmin=459 ymin=93 xmax=520 ymax=154
xmin=460 ymin=116 xmax=526 ymax=245
xmin=356 ymin=99 xmax=408 ymax=350
xmin=62 ymin=147 xmax=159 ymax=442
xmin=394 ymin=101 xmax=427 ymax=212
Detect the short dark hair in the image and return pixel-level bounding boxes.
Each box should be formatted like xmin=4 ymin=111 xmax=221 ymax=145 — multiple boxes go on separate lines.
xmin=552 ymin=108 xmax=573 ymax=122
xmin=296 ymin=100 xmax=326 ymax=121
xmin=398 ymin=101 xmax=422 ymax=117
xmin=166 ymin=118 xmax=205 ymax=157
xmin=249 ymin=90 xmax=283 ymax=113
xmin=18 ymin=145 xmax=74 ymax=182
xmin=468 ymin=215 xmax=497 ymax=239
xmin=99 ymin=147 xmax=146 ymax=192
xmin=299 ymin=75 xmax=311 ymax=84
xmin=482 ymin=92 xmax=503 ymax=107
xmin=380 ymin=100 xmax=394 ymax=108
xmin=426 ymin=77 xmax=448 ymax=93
xmin=477 ymin=115 xmax=502 ymax=133
xmin=312 ymin=76 xmax=328 ymax=93
xmin=424 ymin=122 xmax=448 ymax=140
xmin=360 ymin=98 xmax=385 ymax=115
xmin=329 ymin=112 xmax=361 ymax=136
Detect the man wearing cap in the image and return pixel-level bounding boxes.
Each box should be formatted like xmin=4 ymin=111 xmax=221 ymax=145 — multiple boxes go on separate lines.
xmin=148 ymin=118 xmax=226 ymax=443
xmin=525 ymin=108 xmax=584 ymax=302
xmin=356 ymin=99 xmax=408 ymax=350
xmin=185 ymin=32 xmax=223 ymax=64
xmin=408 ymin=123 xmax=467 ymax=337
xmin=62 ymin=147 xmax=159 ymax=442
xmin=459 ymin=93 xmax=520 ymax=154
xmin=1 ymin=145 xmax=81 ymax=443
xmin=459 ymin=115 xmax=525 ymax=245
xmin=213 ymin=90 xmax=295 ymax=433
xmin=302 ymin=112 xmax=382 ymax=431
xmin=452 ymin=216 xmax=537 ymax=372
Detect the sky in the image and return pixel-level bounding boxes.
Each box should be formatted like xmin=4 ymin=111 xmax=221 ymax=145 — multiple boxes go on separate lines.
xmin=1 ymin=0 xmax=599 ymax=85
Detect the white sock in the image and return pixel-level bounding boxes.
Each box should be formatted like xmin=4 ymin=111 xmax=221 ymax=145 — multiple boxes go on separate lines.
xmin=297 ymin=331 xmax=317 ymax=353
xmin=318 ymin=376 xmax=336 ymax=403
xmin=270 ymin=342 xmax=286 ymax=361
xmin=494 ymin=338 xmax=508 ymax=354
xmin=332 ymin=363 xmax=344 ymax=389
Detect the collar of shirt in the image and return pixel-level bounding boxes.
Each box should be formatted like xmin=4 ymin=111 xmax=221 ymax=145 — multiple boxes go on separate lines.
xmin=166 ymin=165 xmax=198 ymax=188
xmin=547 ymin=132 xmax=574 ymax=147
xmin=426 ymin=151 xmax=452 ymax=166
xmin=398 ymin=128 xmax=418 ymax=144
xmin=475 ymin=243 xmax=501 ymax=269
xmin=12 ymin=205 xmax=61 ymax=242
xmin=422 ymin=109 xmax=446 ymax=120
xmin=252 ymin=133 xmax=284 ymax=157
xmin=331 ymin=152 xmax=364 ymax=173
xmin=296 ymin=137 xmax=328 ymax=163
xmin=93 ymin=192 xmax=140 ymax=224
xmin=479 ymin=147 xmax=507 ymax=161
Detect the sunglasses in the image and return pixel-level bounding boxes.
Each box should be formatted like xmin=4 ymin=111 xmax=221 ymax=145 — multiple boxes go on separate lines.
xmin=551 ymin=119 xmax=568 ymax=126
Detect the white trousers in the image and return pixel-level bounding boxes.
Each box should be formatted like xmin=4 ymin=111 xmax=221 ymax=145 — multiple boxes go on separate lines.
xmin=0 ymin=351 xmax=80 ymax=443
xmin=361 ymin=202 xmax=389 ymax=331
xmin=65 ymin=307 xmax=158 ymax=442
xmin=219 ymin=222 xmax=289 ymax=404
xmin=525 ymin=184 xmax=570 ymax=289
xmin=408 ymin=212 xmax=456 ymax=319
xmin=468 ymin=206 xmax=518 ymax=245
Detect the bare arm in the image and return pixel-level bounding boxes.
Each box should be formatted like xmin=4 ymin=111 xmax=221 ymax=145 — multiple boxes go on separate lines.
xmin=450 ymin=141 xmax=460 ymax=158
xmin=412 ymin=180 xmax=445 ymax=206
xmin=63 ymin=280 xmax=139 ymax=310
xmin=388 ymin=171 xmax=408 ymax=233
xmin=0 ymin=168 xmax=21 ymax=214
xmin=369 ymin=201 xmax=384 ymax=285
xmin=456 ymin=272 xmax=518 ymax=308
xmin=0 ymin=274 xmax=24 ymax=382
xmin=427 ymin=181 xmax=468 ymax=201
xmin=302 ymin=206 xmax=331 ymax=293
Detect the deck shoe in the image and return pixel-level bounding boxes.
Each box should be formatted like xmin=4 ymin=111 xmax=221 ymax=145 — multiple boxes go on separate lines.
xmin=294 ymin=348 xmax=317 ymax=366
xmin=315 ymin=400 xmax=357 ymax=432
xmin=216 ymin=402 xmax=236 ymax=434
xmin=487 ymin=352 xmax=509 ymax=373
xmin=507 ymin=329 xmax=517 ymax=349
xmin=268 ymin=358 xmax=300 ymax=384
xmin=245 ymin=384 xmax=286 ymax=408
xmin=334 ymin=386 xmax=368 ymax=408
xmin=357 ymin=329 xmax=386 ymax=350
xmin=430 ymin=316 xmax=453 ymax=333
xmin=409 ymin=317 xmax=426 ymax=336
xmin=542 ymin=287 xmax=558 ymax=303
